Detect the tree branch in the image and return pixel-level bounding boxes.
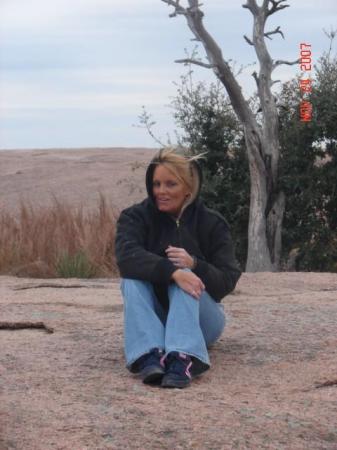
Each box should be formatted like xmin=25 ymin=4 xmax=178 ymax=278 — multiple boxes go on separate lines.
xmin=244 ymin=34 xmax=254 ymax=46
xmin=187 ymin=0 xmax=204 ymax=13
xmin=242 ymin=0 xmax=259 ymax=15
xmin=273 ymin=58 xmax=299 ymax=70
xmin=161 ymin=0 xmax=257 ymax=126
xmin=252 ymin=71 xmax=259 ymax=87
xmin=233 ymin=61 xmax=256 ymax=77
xmin=175 ymin=58 xmax=214 ymax=68
xmin=135 ymin=106 xmax=166 ymax=147
xmin=264 ymin=26 xmax=284 ymax=40
xmin=162 ymin=0 xmax=264 ymax=167
xmin=266 ymin=0 xmax=289 ymax=17
xmin=161 ymin=0 xmax=187 ymax=16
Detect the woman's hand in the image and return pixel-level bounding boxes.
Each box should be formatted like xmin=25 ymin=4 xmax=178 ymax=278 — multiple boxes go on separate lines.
xmin=165 ymin=245 xmax=195 ymax=269
xmin=171 ymin=269 xmax=205 ymax=300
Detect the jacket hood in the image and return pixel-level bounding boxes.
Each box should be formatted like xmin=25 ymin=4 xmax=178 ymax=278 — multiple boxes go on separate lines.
xmin=145 ymin=152 xmax=203 ymax=212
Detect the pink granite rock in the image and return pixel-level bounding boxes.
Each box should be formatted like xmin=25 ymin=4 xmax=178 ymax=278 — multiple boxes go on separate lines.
xmin=1 ymin=272 xmax=337 ymax=449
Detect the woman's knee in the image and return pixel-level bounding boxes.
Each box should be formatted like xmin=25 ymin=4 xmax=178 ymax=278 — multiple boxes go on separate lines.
xmin=121 ymin=278 xmax=151 ymax=292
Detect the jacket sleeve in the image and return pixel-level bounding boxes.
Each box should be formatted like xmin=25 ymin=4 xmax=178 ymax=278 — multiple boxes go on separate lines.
xmin=193 ymin=218 xmax=241 ymax=301
xmin=115 ymin=207 xmax=177 ymax=283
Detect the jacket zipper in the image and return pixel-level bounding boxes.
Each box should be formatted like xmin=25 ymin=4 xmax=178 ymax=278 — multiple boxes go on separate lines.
xmin=175 ymin=218 xmax=182 ymax=246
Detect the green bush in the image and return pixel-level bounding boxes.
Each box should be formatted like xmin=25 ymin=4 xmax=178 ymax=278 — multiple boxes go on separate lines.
xmin=56 ymin=250 xmax=97 ymax=278
xmin=169 ymin=51 xmax=337 ymax=272
xmin=278 ymin=51 xmax=337 ymax=272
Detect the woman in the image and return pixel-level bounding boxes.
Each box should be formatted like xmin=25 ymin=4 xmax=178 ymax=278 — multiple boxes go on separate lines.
xmin=115 ymin=148 xmax=241 ymax=388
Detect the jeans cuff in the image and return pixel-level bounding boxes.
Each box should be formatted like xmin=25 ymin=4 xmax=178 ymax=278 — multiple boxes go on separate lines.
xmin=126 ymin=346 xmax=164 ymax=373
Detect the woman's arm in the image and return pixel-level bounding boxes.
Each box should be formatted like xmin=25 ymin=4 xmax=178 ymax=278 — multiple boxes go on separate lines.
xmin=193 ymin=219 xmax=241 ymax=301
xmin=115 ymin=206 xmax=177 ymax=283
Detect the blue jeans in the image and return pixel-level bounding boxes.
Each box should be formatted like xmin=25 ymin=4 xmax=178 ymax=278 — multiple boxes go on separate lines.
xmin=120 ymin=275 xmax=226 ymax=376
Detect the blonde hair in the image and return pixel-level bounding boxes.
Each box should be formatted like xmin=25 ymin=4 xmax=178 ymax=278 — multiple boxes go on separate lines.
xmin=152 ymin=147 xmax=206 ymax=200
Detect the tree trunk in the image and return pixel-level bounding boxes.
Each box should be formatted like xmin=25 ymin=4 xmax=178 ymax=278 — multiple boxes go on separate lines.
xmin=244 ymin=123 xmax=286 ymax=271
xmin=245 ymin=134 xmax=273 ymax=271
xmin=245 ymin=151 xmax=286 ymax=271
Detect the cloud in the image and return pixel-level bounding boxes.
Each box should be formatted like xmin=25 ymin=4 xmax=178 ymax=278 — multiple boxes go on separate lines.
xmin=2 ymin=0 xmax=336 ymax=33
xmin=1 ymin=0 xmax=336 ymax=149
xmin=0 ymin=66 xmax=181 ymax=119
xmin=0 ymin=0 xmax=162 ymax=33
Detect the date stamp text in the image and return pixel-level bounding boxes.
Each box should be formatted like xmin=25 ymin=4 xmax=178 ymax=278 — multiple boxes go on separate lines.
xmin=299 ymin=43 xmax=312 ymax=122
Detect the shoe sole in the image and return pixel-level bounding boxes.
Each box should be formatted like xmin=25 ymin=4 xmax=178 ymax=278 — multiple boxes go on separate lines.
xmin=141 ymin=366 xmax=165 ymax=384
xmin=161 ymin=376 xmax=191 ymax=389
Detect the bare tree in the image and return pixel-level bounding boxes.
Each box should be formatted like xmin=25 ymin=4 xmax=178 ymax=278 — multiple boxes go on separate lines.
xmin=161 ymin=0 xmax=298 ymax=271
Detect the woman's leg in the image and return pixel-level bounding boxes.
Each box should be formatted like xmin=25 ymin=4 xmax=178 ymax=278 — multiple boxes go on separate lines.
xmin=164 ymin=279 xmax=226 ymax=375
xmin=120 ymin=278 xmax=166 ymax=372
xmin=164 ymin=282 xmax=210 ymax=374
xmin=199 ymin=291 xmax=226 ymax=347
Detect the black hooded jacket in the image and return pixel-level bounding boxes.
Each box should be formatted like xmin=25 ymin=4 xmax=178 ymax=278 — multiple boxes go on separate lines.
xmin=115 ymin=156 xmax=241 ymax=310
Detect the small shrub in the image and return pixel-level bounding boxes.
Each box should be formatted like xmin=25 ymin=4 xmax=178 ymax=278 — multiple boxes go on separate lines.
xmin=56 ymin=250 xmax=97 ymax=278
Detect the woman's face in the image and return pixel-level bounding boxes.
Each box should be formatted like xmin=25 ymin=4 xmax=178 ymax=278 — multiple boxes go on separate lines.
xmin=152 ymin=165 xmax=190 ymax=217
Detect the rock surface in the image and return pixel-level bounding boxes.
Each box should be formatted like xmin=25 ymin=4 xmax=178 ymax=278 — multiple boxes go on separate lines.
xmin=1 ymin=272 xmax=337 ymax=450
xmin=0 ymin=148 xmax=156 ymax=215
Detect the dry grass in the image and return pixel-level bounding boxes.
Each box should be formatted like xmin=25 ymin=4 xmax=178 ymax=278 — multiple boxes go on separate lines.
xmin=0 ymin=194 xmax=120 ymax=278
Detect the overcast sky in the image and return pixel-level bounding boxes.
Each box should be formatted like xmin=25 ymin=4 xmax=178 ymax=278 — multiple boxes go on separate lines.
xmin=0 ymin=0 xmax=336 ymax=150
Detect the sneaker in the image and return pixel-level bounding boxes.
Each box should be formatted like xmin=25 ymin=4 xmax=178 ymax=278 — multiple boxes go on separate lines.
xmin=136 ymin=348 xmax=166 ymax=384
xmin=161 ymin=352 xmax=193 ymax=388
